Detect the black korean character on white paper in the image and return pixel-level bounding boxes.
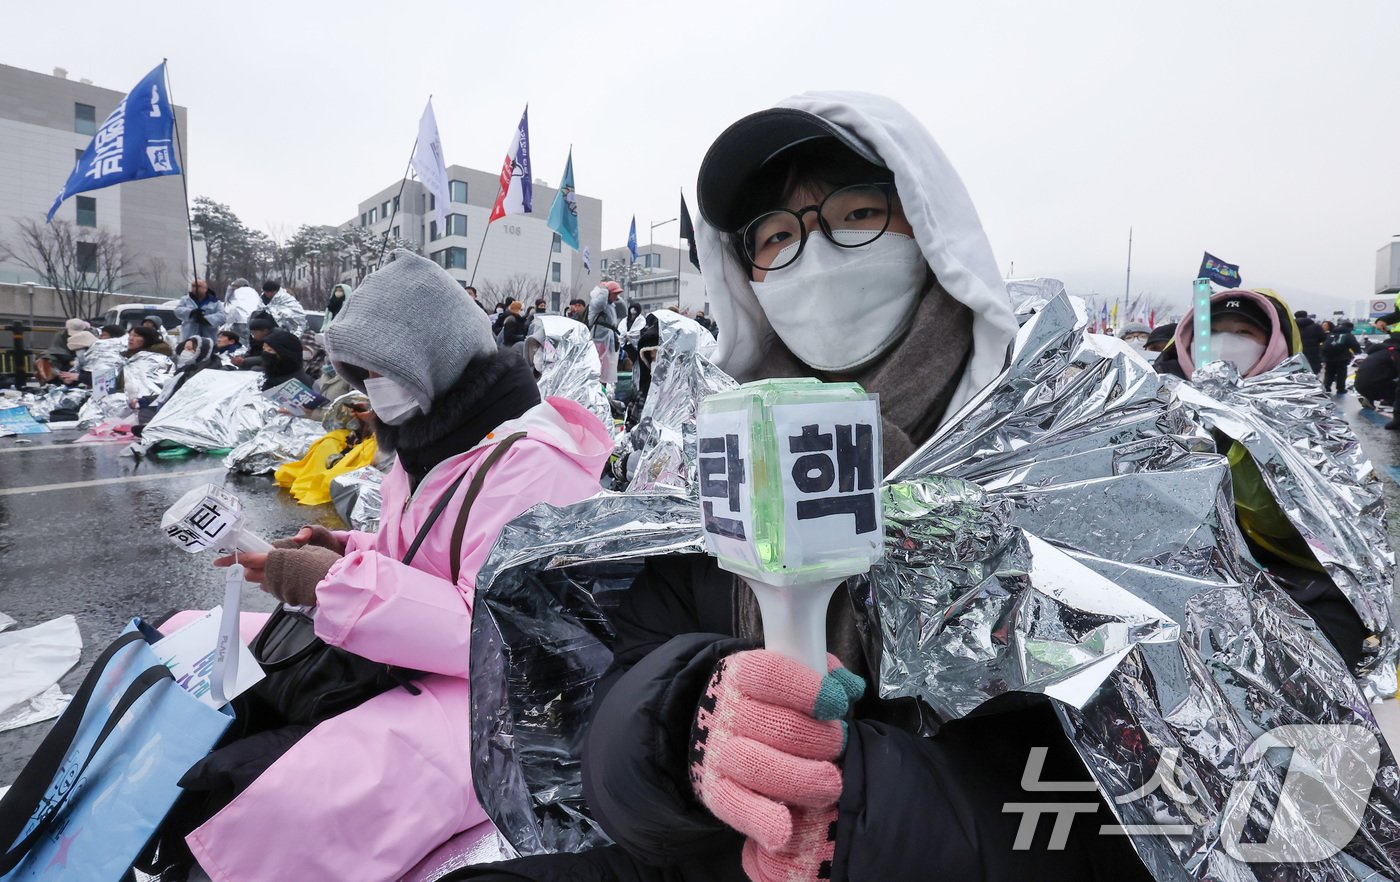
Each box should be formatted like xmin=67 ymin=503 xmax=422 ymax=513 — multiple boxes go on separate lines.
xmin=165 ymin=523 xmax=204 ymax=549
xmin=699 ymin=434 xmax=746 ymax=540
xmin=186 ymin=501 xmax=228 ymax=537
xmin=788 ymin=423 xmax=877 ymax=534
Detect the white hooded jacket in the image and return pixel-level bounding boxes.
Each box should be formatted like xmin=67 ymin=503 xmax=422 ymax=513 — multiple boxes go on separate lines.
xmin=695 ymin=91 xmax=1018 ymax=427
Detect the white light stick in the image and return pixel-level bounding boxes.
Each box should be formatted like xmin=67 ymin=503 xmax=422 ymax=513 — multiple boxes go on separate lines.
xmin=161 ymin=484 xmax=271 ymax=555
xmin=159 ymin=483 xmax=269 ymax=708
xmin=697 ymin=379 xmax=885 ymax=673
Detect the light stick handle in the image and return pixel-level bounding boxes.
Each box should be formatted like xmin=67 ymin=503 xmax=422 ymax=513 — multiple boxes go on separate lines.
xmin=229 ymin=531 xmax=271 ymax=554
xmin=745 ymin=579 xmax=839 ymax=674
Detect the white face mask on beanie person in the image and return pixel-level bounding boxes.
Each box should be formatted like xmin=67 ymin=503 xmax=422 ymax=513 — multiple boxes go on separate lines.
xmin=749 ymin=231 xmax=926 ymax=373
xmin=364 ymin=375 xmax=423 ymax=425
xmin=1210 ymin=332 xmax=1266 ymax=372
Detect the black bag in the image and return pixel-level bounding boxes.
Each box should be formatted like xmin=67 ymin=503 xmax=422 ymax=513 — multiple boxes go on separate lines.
xmin=242 ymin=430 xmax=528 ymax=729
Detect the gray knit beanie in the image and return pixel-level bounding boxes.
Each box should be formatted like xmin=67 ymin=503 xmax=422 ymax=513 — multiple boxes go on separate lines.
xmin=324 ymin=249 xmax=495 ymax=413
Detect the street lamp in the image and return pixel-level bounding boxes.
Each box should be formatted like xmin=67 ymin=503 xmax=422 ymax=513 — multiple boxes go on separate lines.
xmin=650 ymin=217 xmax=677 ymax=252
xmin=26 ymin=283 xmax=34 ymax=331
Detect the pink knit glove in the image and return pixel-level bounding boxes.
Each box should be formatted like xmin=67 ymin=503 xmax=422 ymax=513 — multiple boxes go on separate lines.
xmin=690 ymin=650 xmax=865 ymax=881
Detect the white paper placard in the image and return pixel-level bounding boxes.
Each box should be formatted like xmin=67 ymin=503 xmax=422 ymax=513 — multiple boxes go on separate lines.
xmin=696 ymin=405 xmax=758 ymax=572
xmin=772 ymin=399 xmax=883 ymax=572
xmin=151 ymin=606 xmax=264 ymax=709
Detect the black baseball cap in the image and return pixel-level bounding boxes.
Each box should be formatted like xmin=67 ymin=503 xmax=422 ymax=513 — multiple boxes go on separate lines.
xmin=697 ymin=108 xmax=883 ymax=233
xmin=1212 ymin=296 xmax=1270 ymax=332
xmin=1145 ymin=323 xmax=1176 ymax=348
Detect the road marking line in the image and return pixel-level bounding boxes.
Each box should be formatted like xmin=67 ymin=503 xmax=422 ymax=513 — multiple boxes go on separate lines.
xmin=0 ymin=442 xmax=94 ymax=455
xmin=0 ymin=466 xmax=226 ymax=497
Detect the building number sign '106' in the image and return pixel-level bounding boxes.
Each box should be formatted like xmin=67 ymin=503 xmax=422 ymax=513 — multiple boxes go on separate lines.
xmin=696 ymin=378 xmax=884 ymax=588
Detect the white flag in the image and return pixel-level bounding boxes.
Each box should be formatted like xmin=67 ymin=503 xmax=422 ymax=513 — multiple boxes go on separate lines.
xmin=411 ymin=98 xmax=452 ymax=231
xmin=582 ymin=245 xmax=592 ymax=275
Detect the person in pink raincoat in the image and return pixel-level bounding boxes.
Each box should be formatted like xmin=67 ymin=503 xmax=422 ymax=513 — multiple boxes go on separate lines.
xmin=193 ymin=250 xmax=613 ymax=882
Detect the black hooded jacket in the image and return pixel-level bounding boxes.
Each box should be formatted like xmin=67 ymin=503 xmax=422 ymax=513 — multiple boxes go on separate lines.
xmin=1295 ymin=316 xmax=1325 ymax=367
xmin=456 ymin=553 xmax=1152 ymax=882
xmin=259 ymin=329 xmax=313 ymax=390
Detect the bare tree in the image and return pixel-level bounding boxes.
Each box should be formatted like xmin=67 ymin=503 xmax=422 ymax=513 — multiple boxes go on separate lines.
xmin=3 ymin=219 xmax=130 ymax=319
xmin=138 ymin=254 xmax=173 ymax=298
xmin=477 ymin=273 xmax=540 ymax=309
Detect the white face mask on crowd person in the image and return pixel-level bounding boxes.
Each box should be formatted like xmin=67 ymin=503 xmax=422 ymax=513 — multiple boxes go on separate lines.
xmin=177 ymin=351 xmax=197 ymax=368
xmin=363 ymin=375 xmax=423 ymax=425
xmin=750 ymin=231 xmax=925 ymax=373
xmin=1211 ymin=332 xmax=1266 ymax=372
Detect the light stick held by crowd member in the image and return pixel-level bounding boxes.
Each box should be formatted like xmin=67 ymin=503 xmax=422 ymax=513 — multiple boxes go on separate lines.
xmin=696 ymin=379 xmax=885 ymax=673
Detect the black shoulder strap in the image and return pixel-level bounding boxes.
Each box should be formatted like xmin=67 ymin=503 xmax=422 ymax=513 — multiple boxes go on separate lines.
xmin=401 ymin=470 xmax=472 ymax=567
xmin=448 ymin=432 xmax=528 ymax=583
xmin=0 ymin=632 xmax=172 ymax=873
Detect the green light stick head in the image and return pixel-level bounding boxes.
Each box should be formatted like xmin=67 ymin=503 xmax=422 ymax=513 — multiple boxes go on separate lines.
xmin=696 ymin=378 xmax=885 ymax=587
xmin=1192 ymin=278 xmax=1214 ymax=366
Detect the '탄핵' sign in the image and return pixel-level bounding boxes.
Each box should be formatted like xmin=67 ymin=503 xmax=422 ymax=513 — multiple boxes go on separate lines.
xmin=697 ymin=378 xmax=884 ymax=588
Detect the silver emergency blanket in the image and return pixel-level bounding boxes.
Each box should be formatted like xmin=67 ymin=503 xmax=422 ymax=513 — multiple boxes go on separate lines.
xmin=76 ymin=350 xmax=173 ymax=428
xmin=223 ymin=414 xmax=327 ymax=474
xmin=527 ymin=314 xmax=612 ymax=432
xmin=467 ymin=284 xmax=1400 ymax=879
xmin=616 ymin=310 xmax=732 ymax=493
xmin=20 ymin=387 xmax=89 ymax=422
xmin=139 ymin=370 xmax=275 ymax=451
xmin=329 ymin=466 xmax=385 ymax=532
xmin=1167 ymin=359 xmax=1397 ymax=698
xmin=262 ymin=290 xmax=307 ymax=336
xmin=122 ymin=350 xmax=175 ymax=400
xmin=76 ymin=337 xmax=126 ymax=380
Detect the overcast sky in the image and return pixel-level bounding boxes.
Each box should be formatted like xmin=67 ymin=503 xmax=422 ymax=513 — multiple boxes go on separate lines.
xmin=10 ymin=1 xmax=1400 ymax=315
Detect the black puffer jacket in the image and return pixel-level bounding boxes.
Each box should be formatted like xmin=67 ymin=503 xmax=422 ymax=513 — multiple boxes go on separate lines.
xmin=1296 ymin=316 xmax=1325 ymax=368
xmin=457 ymin=554 xmax=1151 ymax=882
xmin=259 ymin=329 xmax=313 ymax=390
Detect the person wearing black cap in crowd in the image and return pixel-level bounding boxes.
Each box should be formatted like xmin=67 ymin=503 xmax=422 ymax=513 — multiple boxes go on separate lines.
xmin=1144 ymin=322 xmax=1175 ymax=353
xmin=1319 ymin=320 xmax=1361 ymax=394
xmin=1154 ymin=289 xmax=1371 ymax=672
xmin=456 ymin=92 xmax=1150 ymax=882
xmin=235 ymin=312 xmax=279 ymax=371
xmin=1294 ymin=308 xmax=1325 ymax=375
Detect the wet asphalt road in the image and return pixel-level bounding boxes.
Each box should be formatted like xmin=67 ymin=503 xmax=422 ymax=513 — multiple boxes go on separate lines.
xmin=3 ymin=389 xmax=1400 ymax=788
xmin=0 ymin=429 xmax=345 ymax=786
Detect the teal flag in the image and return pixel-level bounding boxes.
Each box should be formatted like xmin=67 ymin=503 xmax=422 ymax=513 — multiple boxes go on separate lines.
xmin=546 ymin=149 xmax=580 ymax=250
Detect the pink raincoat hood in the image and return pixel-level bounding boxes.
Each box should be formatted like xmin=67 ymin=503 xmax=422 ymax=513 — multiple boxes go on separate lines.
xmin=1171 ymin=288 xmax=1299 ymax=379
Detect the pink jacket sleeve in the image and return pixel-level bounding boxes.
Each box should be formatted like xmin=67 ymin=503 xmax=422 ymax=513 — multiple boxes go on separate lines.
xmin=312 ymin=442 xmax=598 ymax=677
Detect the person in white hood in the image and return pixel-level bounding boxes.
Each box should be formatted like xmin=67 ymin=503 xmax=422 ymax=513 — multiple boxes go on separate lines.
xmin=463 ymin=94 xmax=1147 ymax=882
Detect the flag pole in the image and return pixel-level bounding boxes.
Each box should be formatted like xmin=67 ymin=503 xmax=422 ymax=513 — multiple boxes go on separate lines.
xmin=539 ymin=234 xmax=556 ymax=302
xmin=162 ymin=59 xmax=199 ymax=286
xmin=376 ymin=133 xmax=419 ymax=270
xmin=677 ymin=188 xmax=683 ymax=310
xmin=468 ymin=222 xmax=492 ymax=288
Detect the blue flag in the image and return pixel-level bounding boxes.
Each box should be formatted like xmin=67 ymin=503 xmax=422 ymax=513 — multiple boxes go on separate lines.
xmin=48 ymin=62 xmax=181 ymax=222
xmin=546 ymin=149 xmax=580 ymax=251
xmin=1198 ymin=252 xmax=1242 ymax=289
xmin=627 ymin=216 xmax=638 ymax=264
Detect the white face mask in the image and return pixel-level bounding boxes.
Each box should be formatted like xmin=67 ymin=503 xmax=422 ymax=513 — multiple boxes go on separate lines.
xmin=364 ymin=375 xmax=423 ymax=425
xmin=750 ymin=231 xmax=926 ymax=373
xmin=1209 ymin=332 xmax=1266 ymax=372
xmin=177 ymin=351 xmax=197 ymax=368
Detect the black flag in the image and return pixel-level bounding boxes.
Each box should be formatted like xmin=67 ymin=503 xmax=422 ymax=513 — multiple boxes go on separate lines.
xmin=679 ymin=193 xmax=701 ymax=272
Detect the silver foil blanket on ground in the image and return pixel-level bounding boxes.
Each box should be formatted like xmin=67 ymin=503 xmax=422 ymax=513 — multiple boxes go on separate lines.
xmin=20 ymin=387 xmax=89 ymax=422
xmin=528 ymin=314 xmax=613 ymax=433
xmin=138 ymin=370 xmax=274 ymax=451
xmin=329 ymin=466 xmax=386 ymax=532
xmin=223 ymin=414 xmax=328 ymax=474
xmin=468 ymin=283 xmax=1400 ymax=879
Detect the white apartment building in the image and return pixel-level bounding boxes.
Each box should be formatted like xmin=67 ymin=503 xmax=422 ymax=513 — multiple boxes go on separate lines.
xmin=0 ymin=63 xmax=192 ymax=298
xmin=346 ymin=165 xmax=602 ymax=313
xmin=599 ymin=243 xmax=707 ymax=315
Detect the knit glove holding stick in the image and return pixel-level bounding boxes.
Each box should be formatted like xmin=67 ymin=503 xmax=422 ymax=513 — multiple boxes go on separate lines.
xmin=213 ymin=525 xmax=345 ymax=605
xmin=690 ymin=650 xmax=865 ymax=882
